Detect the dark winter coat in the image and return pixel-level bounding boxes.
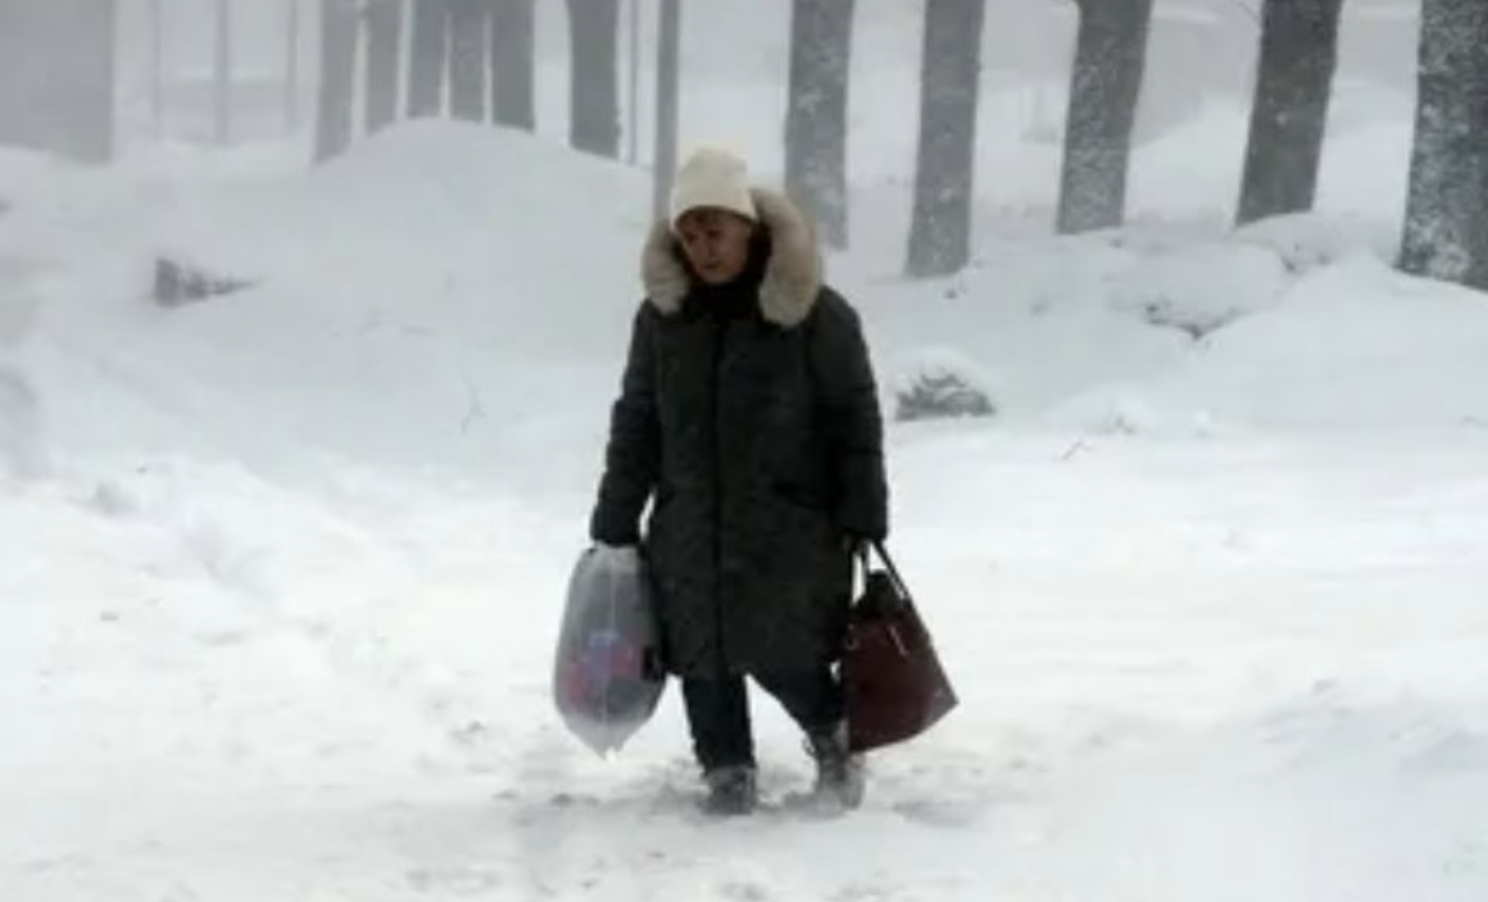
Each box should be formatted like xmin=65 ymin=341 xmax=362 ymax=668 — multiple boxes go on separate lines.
xmin=590 ymin=189 xmax=888 ymax=679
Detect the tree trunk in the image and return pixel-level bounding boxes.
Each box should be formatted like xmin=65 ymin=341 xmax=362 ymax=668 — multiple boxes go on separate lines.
xmin=785 ymin=0 xmax=856 ymax=249
xmin=653 ymin=0 xmax=682 ymax=223
xmin=407 ymin=0 xmax=448 ymax=117
xmin=490 ymin=0 xmax=535 ymax=130
xmin=1057 ymin=0 xmax=1153 ymax=235
xmin=82 ymin=0 xmax=119 ymax=161
xmin=365 ymin=0 xmax=404 ymax=134
xmin=314 ymin=0 xmax=359 ymax=162
xmin=905 ymin=0 xmax=987 ymax=278
xmin=565 ymin=0 xmax=620 ymax=157
xmin=214 ymin=0 xmax=233 ymax=145
xmin=0 ymin=0 xmax=117 ymax=163
xmin=1236 ymin=0 xmax=1342 ymax=225
xmin=150 ymin=0 xmax=165 ymax=140
xmin=285 ymin=0 xmax=301 ymax=133
xmin=626 ymin=0 xmax=640 ymax=161
xmin=448 ymin=0 xmax=490 ymax=122
xmin=1399 ymin=0 xmax=1488 ymax=290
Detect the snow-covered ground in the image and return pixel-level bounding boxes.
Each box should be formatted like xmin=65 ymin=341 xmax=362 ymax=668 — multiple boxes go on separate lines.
xmin=4 ymin=68 xmax=1488 ymax=901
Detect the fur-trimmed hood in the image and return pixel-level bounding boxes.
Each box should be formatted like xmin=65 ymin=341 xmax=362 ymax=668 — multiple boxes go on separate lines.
xmin=641 ymin=188 xmax=823 ymax=329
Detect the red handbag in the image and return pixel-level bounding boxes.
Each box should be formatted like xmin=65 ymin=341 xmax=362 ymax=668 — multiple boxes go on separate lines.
xmin=842 ymin=541 xmax=958 ymax=753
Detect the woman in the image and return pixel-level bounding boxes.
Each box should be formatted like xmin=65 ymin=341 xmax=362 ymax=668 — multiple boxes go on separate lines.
xmin=589 ymin=147 xmax=888 ymax=815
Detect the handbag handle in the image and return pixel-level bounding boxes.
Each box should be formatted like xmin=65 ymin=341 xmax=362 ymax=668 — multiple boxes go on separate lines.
xmin=854 ymin=539 xmax=913 ymax=604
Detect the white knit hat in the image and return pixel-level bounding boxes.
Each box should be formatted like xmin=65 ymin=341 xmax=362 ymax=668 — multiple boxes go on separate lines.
xmin=668 ymin=147 xmax=758 ymax=229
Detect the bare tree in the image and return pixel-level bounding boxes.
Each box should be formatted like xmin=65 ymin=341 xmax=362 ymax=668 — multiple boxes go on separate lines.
xmin=449 ymin=0 xmax=490 ymax=122
xmin=1057 ymin=0 xmax=1152 ymax=234
xmin=0 ymin=0 xmax=118 ymax=163
xmin=214 ymin=0 xmax=233 ymax=145
xmin=408 ymin=0 xmax=448 ymax=117
xmin=1400 ymin=0 xmax=1488 ymax=290
xmin=565 ymin=0 xmax=621 ymax=157
xmin=905 ymin=0 xmax=987 ymax=278
xmin=1237 ymin=0 xmax=1343 ymax=225
xmin=653 ymin=0 xmax=682 ymax=222
xmin=314 ymin=0 xmax=359 ymax=161
xmin=149 ymin=0 xmax=165 ymax=140
xmin=365 ymin=0 xmax=404 ymax=134
xmin=785 ymin=0 xmax=856 ymax=249
xmin=627 ymin=0 xmax=640 ymax=161
xmin=286 ymin=0 xmax=302 ymax=132
xmin=490 ymin=0 xmax=535 ymax=130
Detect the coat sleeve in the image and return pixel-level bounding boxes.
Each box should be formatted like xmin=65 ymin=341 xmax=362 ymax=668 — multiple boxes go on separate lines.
xmin=809 ymin=291 xmax=889 ymax=542
xmin=590 ymin=304 xmax=662 ymax=545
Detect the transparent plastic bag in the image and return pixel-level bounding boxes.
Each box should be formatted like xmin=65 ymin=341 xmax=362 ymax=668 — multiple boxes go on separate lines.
xmin=553 ymin=546 xmax=665 ymax=755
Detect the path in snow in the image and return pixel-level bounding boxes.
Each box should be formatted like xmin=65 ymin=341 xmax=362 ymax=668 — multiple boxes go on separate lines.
xmin=3 ymin=431 xmax=1487 ymax=901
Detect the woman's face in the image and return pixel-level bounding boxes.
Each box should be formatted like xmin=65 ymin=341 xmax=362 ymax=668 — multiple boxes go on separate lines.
xmin=676 ymin=208 xmax=755 ymax=285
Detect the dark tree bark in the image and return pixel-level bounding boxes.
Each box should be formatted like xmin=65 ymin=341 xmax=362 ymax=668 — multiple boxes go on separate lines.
xmin=0 ymin=0 xmax=118 ymax=163
xmin=1057 ymin=0 xmax=1153 ymax=235
xmin=652 ymin=0 xmax=682 ymax=222
xmin=1399 ymin=0 xmax=1488 ymax=290
xmin=408 ymin=0 xmax=448 ymax=117
xmin=314 ymin=0 xmax=359 ymax=162
xmin=785 ymin=0 xmax=856 ymax=249
xmin=1236 ymin=0 xmax=1343 ymax=225
xmin=905 ymin=0 xmax=987 ymax=278
xmin=365 ymin=0 xmax=404 ymax=134
xmin=448 ymin=0 xmax=490 ymax=122
xmin=565 ymin=0 xmax=620 ymax=157
xmin=490 ymin=0 xmax=535 ymax=130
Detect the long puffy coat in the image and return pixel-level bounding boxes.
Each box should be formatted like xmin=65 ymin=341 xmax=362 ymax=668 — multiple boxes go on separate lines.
xmin=590 ymin=189 xmax=888 ymax=679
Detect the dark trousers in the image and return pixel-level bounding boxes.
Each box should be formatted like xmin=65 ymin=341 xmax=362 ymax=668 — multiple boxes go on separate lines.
xmin=681 ymin=669 xmax=845 ymax=771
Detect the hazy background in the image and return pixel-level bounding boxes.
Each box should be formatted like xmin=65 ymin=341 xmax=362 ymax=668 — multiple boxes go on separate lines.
xmin=101 ymin=0 xmax=1419 ymax=160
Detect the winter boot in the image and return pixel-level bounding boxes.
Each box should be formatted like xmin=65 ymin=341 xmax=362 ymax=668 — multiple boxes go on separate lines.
xmin=700 ymin=764 xmax=758 ymax=816
xmin=802 ymin=721 xmax=865 ymax=811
